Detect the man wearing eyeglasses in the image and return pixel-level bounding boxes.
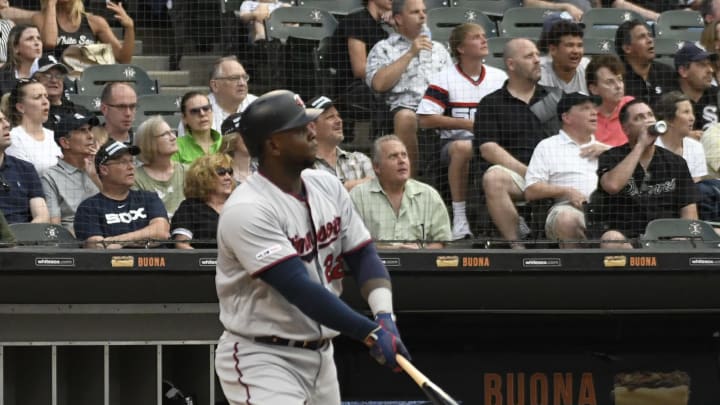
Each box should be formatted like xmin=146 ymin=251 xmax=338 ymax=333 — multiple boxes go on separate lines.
xmin=42 ymin=112 xmax=101 ymax=235
xmin=588 ymin=99 xmax=698 ymax=248
xmin=33 ymin=55 xmax=90 ymax=121
xmin=74 ymin=140 xmax=170 ymax=249
xmin=177 ymin=56 xmax=257 ymax=137
xmin=0 ymin=111 xmax=50 ymax=224
xmin=100 ymin=82 xmax=138 ymax=145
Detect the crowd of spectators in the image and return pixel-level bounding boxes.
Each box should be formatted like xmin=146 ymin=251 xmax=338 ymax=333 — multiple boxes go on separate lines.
xmin=1 ymin=0 xmax=720 ymax=250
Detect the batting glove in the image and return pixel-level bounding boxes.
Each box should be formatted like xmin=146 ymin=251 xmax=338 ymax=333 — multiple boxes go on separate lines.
xmin=364 ymin=325 xmax=411 ymax=372
xmin=375 ymin=313 xmax=402 ymax=339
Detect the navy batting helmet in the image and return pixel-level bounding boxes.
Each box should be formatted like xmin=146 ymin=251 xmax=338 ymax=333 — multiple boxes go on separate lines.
xmin=239 ymin=90 xmax=322 ymax=158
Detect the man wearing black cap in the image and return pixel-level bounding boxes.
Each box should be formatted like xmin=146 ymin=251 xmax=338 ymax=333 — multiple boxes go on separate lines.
xmin=525 ymin=93 xmax=607 ymax=248
xmin=73 ymin=140 xmax=169 ymax=248
xmin=33 ymin=55 xmax=90 ymax=120
xmin=589 ymin=99 xmax=698 ymax=248
xmin=41 ymin=112 xmax=101 ymax=234
xmin=214 ymin=90 xmax=410 ymax=404
xmin=307 ymin=95 xmax=374 ymax=191
xmin=673 ymin=41 xmax=719 ymax=133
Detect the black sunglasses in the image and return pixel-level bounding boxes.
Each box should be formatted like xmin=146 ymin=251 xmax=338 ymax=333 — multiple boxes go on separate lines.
xmin=215 ymin=167 xmax=234 ymax=177
xmin=188 ymin=104 xmax=212 ymax=116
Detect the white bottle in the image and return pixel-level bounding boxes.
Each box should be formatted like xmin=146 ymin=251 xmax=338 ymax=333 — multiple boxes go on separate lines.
xmin=420 ymin=23 xmax=432 ymax=65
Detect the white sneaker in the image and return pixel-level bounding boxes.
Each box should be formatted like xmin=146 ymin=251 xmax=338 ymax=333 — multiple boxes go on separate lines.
xmin=452 ymin=222 xmax=473 ymax=241
xmin=517 ymin=216 xmax=532 ymax=240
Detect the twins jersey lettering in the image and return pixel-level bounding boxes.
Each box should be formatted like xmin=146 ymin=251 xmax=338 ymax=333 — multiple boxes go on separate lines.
xmin=416 ymin=63 xmax=507 ymax=140
xmin=216 ymin=170 xmax=371 ymax=342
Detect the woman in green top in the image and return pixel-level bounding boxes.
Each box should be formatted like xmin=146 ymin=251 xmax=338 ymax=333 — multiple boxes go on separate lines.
xmin=133 ymin=116 xmax=186 ymax=218
xmin=173 ymin=91 xmax=223 ymax=165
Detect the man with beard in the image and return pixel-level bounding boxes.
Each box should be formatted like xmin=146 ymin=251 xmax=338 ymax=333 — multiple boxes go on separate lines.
xmin=673 ymin=42 xmax=718 ymax=134
xmin=214 ymin=90 xmax=410 ymax=404
xmin=474 ymin=38 xmax=562 ymax=247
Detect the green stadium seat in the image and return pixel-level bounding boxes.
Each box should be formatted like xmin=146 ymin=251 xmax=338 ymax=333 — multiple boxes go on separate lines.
xmin=427 ymin=7 xmax=498 ymax=48
xmin=581 ymin=8 xmax=645 ymax=40
xmin=641 ymin=219 xmax=720 ymax=249
xmin=8 ymin=223 xmax=78 ymax=248
xmin=655 ymin=10 xmax=704 ymax=42
xmin=450 ymin=0 xmax=522 ymax=18
xmin=133 ymin=94 xmax=183 ymax=131
xmin=499 ymin=7 xmax=553 ymax=38
xmin=295 ymin=0 xmax=364 ymax=16
xmin=76 ymin=64 xmax=159 ymax=97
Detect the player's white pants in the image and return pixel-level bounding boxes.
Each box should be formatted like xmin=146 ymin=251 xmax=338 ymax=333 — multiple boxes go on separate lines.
xmin=216 ymin=331 xmax=341 ymax=405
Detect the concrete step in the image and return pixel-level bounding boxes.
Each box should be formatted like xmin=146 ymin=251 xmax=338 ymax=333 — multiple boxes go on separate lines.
xmin=121 ymin=40 xmax=143 ymax=56
xmin=160 ymin=86 xmax=209 ymax=97
xmin=133 ymin=55 xmax=169 ymax=71
xmin=150 ymin=71 xmax=191 ymax=87
xmin=179 ymin=55 xmax=222 ymax=86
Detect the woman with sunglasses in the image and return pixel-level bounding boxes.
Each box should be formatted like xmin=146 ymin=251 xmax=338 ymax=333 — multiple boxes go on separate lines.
xmin=173 ymin=91 xmax=223 ymax=165
xmin=0 ymin=25 xmax=42 ymax=96
xmin=171 ymin=153 xmax=236 ymax=249
xmin=133 ymin=116 xmax=186 ymax=218
xmin=32 ymin=0 xmax=135 ymax=64
xmin=5 ymin=79 xmax=60 ymax=176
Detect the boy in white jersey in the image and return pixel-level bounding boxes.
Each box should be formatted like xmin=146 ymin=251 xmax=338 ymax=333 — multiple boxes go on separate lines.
xmin=417 ymin=23 xmax=507 ymax=240
xmin=214 ymin=89 xmax=410 ymax=405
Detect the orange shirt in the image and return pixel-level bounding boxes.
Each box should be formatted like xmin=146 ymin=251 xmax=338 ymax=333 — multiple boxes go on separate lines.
xmin=595 ymin=96 xmax=634 ymax=147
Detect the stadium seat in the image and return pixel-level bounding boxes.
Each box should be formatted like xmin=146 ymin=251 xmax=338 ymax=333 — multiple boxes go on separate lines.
xmin=425 ymin=0 xmax=450 ymax=10
xmin=133 ymin=94 xmax=183 ymax=131
xmin=266 ymin=7 xmax=338 ymax=44
xmin=427 ymin=7 xmax=498 ymax=48
xmin=581 ymin=8 xmax=645 ymax=40
xmin=8 ymin=223 xmax=78 ymax=247
xmin=655 ymin=10 xmax=704 ymax=42
xmin=499 ymin=7 xmax=554 ymax=38
xmin=583 ymin=37 xmax=617 ymax=56
xmin=67 ymin=94 xmax=103 ymax=115
xmin=220 ymin=0 xmax=243 ymax=14
xmin=640 ymin=219 xmax=720 ymax=249
xmin=295 ymin=0 xmax=364 ymax=16
xmin=653 ymin=37 xmax=685 ymax=68
xmin=75 ymin=64 xmax=159 ymax=96
xmin=450 ymin=0 xmax=522 ymax=18
xmin=484 ymin=36 xmax=511 ymax=70
xmin=266 ymin=7 xmax=338 ymax=100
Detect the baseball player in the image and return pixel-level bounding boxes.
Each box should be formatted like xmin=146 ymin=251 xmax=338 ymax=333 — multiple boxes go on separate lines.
xmin=214 ymin=90 xmax=411 ymax=405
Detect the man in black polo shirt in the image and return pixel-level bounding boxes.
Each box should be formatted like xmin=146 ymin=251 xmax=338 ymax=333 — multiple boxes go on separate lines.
xmin=331 ymin=0 xmax=389 ymax=139
xmin=474 ymin=37 xmax=561 ymax=247
xmin=673 ymin=42 xmax=718 ymax=134
xmin=615 ymin=20 xmax=676 ymax=107
xmin=590 ymin=99 xmax=698 ymax=248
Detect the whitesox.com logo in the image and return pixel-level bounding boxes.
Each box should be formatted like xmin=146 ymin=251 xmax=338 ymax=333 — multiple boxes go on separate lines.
xmin=105 ymin=208 xmax=147 ymax=224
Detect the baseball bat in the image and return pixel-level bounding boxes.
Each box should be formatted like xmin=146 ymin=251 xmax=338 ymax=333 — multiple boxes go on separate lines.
xmin=396 ymin=355 xmax=460 ymax=405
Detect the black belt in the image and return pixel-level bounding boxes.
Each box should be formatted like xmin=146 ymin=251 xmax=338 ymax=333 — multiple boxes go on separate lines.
xmin=254 ymin=336 xmax=329 ymax=350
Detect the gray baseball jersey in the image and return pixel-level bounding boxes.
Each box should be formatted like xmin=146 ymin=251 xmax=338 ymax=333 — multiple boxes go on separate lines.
xmin=216 ymin=169 xmax=372 ymax=342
